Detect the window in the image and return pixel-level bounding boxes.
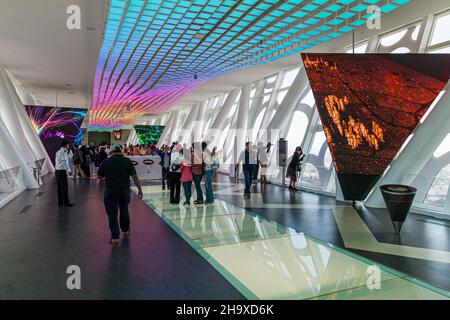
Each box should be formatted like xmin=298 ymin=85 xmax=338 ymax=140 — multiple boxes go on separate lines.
xmin=380 ymin=29 xmax=408 ymax=47
xmin=346 ymin=41 xmax=368 ymax=53
xmin=300 ymin=125 xmax=334 ymax=191
xmin=252 ymin=107 xmax=266 ymax=142
xmin=423 ymin=164 xmax=450 ymax=210
xmin=428 ymin=46 xmax=450 ymax=53
xmin=429 ymin=11 xmax=450 ymax=46
xmin=433 ymin=134 xmax=450 ymax=158
xmin=280 ymin=67 xmax=300 ymax=89
xmin=377 ymin=23 xmax=421 ymax=53
xmin=286 ymin=111 xmax=308 ymax=157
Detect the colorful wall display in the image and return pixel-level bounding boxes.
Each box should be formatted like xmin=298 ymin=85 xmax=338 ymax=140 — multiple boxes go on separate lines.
xmin=301 ymin=53 xmax=450 ymax=200
xmin=134 ymin=125 xmax=165 ymax=145
xmin=25 ymin=106 xmax=87 ymax=163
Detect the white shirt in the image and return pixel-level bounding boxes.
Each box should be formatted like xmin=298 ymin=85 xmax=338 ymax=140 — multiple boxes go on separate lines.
xmin=169 ymin=151 xmax=182 ymax=172
xmin=258 ymin=146 xmax=269 ymax=164
xmin=238 ymin=149 xmax=257 ymax=165
xmin=55 ymin=148 xmax=71 ymax=172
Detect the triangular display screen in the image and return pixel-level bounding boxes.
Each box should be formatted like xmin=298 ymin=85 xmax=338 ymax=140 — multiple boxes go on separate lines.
xmin=301 ymin=53 xmax=450 ymax=200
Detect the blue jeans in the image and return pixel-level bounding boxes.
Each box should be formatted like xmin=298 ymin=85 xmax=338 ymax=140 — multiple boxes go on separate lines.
xmin=243 ymin=169 xmax=252 ymax=194
xmin=104 ymin=192 xmax=131 ymax=240
xmin=193 ymin=173 xmax=204 ymax=202
xmin=182 ymin=182 xmax=192 ymax=203
xmin=205 ymin=170 xmax=214 ymax=203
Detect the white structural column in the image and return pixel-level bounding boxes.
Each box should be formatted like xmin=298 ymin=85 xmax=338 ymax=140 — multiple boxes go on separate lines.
xmin=193 ymin=100 xmax=208 ymax=141
xmin=206 ymin=88 xmax=240 ymax=146
xmin=2 ymin=69 xmax=54 ymax=175
xmin=0 ymin=68 xmax=37 ymax=168
xmin=366 ymin=83 xmax=450 ymax=208
xmin=126 ymin=127 xmax=136 ymax=146
xmin=169 ymin=109 xmax=182 ymax=143
xmin=0 ymin=115 xmax=39 ymax=189
xmin=14 ymin=84 xmax=37 ymax=106
xmin=157 ymin=112 xmax=175 ymax=148
xmin=179 ymin=103 xmax=199 ymax=144
xmin=235 ymin=84 xmax=251 ymax=151
xmin=248 ymin=80 xmax=265 ymax=128
xmin=259 ymin=76 xmax=283 ymax=135
xmin=266 ymin=67 xmax=309 ymax=139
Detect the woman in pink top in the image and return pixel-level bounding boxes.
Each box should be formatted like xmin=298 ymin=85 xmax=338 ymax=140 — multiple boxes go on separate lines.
xmin=180 ymin=155 xmax=193 ymax=205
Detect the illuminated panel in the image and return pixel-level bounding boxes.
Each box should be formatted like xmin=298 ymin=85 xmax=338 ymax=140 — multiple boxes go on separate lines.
xmin=25 ymin=106 xmax=87 ymax=163
xmin=134 ymin=125 xmax=165 ymax=145
xmin=91 ymin=0 xmax=412 ymax=130
xmin=301 ymin=53 xmax=450 ymax=200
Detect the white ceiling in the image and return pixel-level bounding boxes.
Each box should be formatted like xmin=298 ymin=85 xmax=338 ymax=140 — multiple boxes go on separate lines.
xmin=0 ymin=0 xmax=105 ymax=109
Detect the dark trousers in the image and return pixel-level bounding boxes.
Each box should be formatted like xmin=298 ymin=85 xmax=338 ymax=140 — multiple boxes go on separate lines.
xmin=161 ymin=167 xmax=169 ymax=188
xmin=243 ymin=169 xmax=253 ymax=194
xmin=192 ymin=173 xmax=204 ymax=202
xmin=169 ymin=172 xmax=181 ymax=204
xmin=104 ymin=193 xmax=131 ymax=240
xmin=55 ymin=170 xmax=69 ymax=205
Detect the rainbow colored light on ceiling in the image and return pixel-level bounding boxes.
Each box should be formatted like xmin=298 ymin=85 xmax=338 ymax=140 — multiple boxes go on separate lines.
xmin=91 ymin=0 xmax=411 ymax=130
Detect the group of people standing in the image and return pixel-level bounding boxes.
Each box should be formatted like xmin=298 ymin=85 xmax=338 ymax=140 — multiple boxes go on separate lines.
xmin=159 ymin=142 xmax=220 ymax=205
xmin=54 ymin=137 xmax=306 ymax=245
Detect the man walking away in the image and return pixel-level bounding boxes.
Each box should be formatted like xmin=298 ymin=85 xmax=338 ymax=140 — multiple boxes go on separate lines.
xmin=97 ymin=144 xmax=143 ymax=245
xmin=55 ymin=140 xmax=74 ymax=207
xmin=168 ymin=144 xmax=183 ymax=204
xmin=158 ymin=146 xmax=171 ymax=190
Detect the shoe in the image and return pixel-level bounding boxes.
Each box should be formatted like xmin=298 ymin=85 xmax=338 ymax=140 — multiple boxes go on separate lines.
xmin=193 ymin=200 xmax=204 ymax=205
xmin=64 ymin=203 xmax=75 ymax=207
xmin=183 ymin=201 xmax=190 ymax=205
xmin=109 ymin=238 xmax=120 ymax=245
xmin=162 ymin=186 xmax=166 ymax=190
xmin=123 ymin=229 xmax=131 ymax=237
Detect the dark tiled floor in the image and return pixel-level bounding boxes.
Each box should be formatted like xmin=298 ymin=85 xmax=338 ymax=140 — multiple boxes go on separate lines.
xmin=0 ymin=176 xmax=244 ymax=300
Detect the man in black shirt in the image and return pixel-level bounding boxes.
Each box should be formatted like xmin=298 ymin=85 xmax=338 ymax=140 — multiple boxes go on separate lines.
xmin=97 ymin=144 xmax=143 ymax=245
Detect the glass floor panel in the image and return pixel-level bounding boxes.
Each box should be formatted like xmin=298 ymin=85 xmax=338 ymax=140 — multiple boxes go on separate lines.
xmin=312 ymin=277 xmax=450 ymax=300
xmin=202 ymin=234 xmax=405 ymax=300
xmin=168 ymin=209 xmax=300 ymax=248
xmin=133 ymin=188 xmax=450 ymax=300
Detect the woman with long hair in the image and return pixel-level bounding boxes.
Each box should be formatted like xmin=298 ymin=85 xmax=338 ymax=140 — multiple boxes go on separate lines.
xmin=286 ymin=146 xmax=304 ymax=191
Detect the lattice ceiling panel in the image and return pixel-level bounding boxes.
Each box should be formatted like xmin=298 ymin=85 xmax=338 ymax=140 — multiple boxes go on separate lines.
xmin=90 ymin=0 xmax=411 ymax=130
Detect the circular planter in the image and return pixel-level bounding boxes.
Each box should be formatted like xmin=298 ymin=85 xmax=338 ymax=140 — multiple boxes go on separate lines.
xmin=380 ymin=185 xmax=417 ymax=235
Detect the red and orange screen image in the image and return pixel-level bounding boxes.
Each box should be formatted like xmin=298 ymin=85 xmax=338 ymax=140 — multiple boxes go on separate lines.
xmin=302 ymin=53 xmax=450 ymax=176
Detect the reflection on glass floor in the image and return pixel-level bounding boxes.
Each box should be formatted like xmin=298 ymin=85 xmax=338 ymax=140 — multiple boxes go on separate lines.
xmin=134 ymin=186 xmax=450 ymax=300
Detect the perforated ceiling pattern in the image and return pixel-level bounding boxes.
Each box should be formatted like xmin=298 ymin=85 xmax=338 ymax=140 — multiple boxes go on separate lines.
xmin=90 ymin=0 xmax=411 ymax=130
